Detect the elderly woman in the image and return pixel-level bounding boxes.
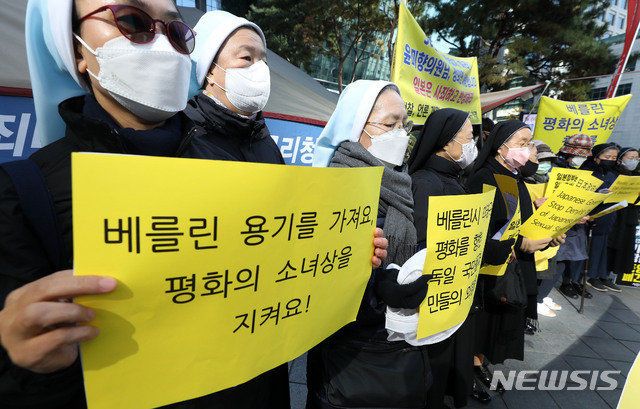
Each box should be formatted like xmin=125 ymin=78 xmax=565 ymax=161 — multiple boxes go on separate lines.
xmin=307 ymin=80 xmax=431 ymax=409
xmin=407 ymin=108 xmax=498 ymax=407
xmin=608 ymin=147 xmax=640 ymax=280
xmin=467 ymin=120 xmax=562 ymax=393
xmin=185 ymin=10 xmax=283 ymax=164
xmin=581 ymin=143 xmax=621 ymax=292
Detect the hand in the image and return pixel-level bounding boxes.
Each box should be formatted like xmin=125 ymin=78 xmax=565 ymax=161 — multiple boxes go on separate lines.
xmin=577 ymin=216 xmax=590 ymax=225
xmin=483 ymin=238 xmax=516 ymax=266
xmin=0 ymin=270 xmax=117 ymax=373
xmin=549 ymin=234 xmax=566 ymax=247
xmin=520 ymin=237 xmax=553 ymax=253
xmin=534 ymin=197 xmax=548 ymax=209
xmin=374 ymin=268 xmax=430 ymax=309
xmin=372 ymin=227 xmax=388 ymax=268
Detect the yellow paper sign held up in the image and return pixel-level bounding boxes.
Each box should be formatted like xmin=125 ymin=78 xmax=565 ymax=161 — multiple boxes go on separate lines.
xmin=545 ymin=167 xmax=602 ymax=196
xmin=390 ymin=3 xmax=481 ymax=125
xmin=605 ymin=175 xmax=640 ymax=204
xmin=417 ymin=188 xmax=494 ymax=338
xmin=590 ymin=201 xmax=628 ymax=219
xmin=520 ymin=184 xmax=610 ymax=240
xmin=72 ymin=153 xmax=383 ymax=409
xmin=618 ymin=352 xmax=640 ymax=409
xmin=533 ymin=95 xmax=631 ymax=154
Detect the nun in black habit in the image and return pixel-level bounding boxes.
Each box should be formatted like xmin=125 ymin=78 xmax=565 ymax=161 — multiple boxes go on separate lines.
xmin=466 ymin=120 xmax=562 ymax=378
xmin=407 ymin=108 xmax=481 ymax=408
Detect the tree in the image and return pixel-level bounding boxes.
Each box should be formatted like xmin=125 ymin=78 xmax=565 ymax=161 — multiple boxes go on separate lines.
xmin=250 ymin=0 xmax=388 ymax=92
xmin=380 ymin=1 xmax=427 ymax=63
xmin=421 ymin=0 xmax=617 ymax=100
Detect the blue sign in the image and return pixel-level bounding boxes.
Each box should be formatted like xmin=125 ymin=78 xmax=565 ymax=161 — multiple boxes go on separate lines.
xmin=0 ymin=96 xmax=42 ymax=163
xmin=0 ymin=95 xmax=323 ymax=166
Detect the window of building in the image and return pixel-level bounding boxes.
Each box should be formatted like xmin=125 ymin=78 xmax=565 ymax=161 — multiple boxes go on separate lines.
xmin=616 ymin=83 xmax=632 ymax=96
xmin=622 ymin=0 xmax=628 ymax=8
xmin=611 ymin=0 xmax=618 ymax=6
xmin=619 ymin=16 xmax=625 ymax=29
xmin=591 ymin=87 xmax=607 ymax=100
xmin=609 ymin=13 xmax=616 ymax=25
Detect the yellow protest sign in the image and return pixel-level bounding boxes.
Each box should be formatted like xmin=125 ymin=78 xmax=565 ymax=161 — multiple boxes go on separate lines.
xmin=390 ymin=3 xmax=481 ymax=125
xmin=545 ymin=167 xmax=602 ymax=196
xmin=479 ymin=175 xmax=520 ymax=277
xmin=534 ymin=95 xmax=631 ymax=154
xmin=590 ymin=201 xmax=628 ymax=220
xmin=618 ymin=352 xmax=640 ymax=409
xmin=525 ymin=182 xmax=547 ymax=202
xmin=417 ymin=188 xmax=494 ymax=338
xmin=520 ymin=184 xmax=611 ymax=240
xmin=72 ymin=153 xmax=383 ymax=409
xmin=604 ymin=175 xmax=640 ymax=204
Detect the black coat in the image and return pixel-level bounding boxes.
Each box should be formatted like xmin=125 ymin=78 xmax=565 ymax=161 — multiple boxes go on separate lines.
xmin=607 ymin=166 xmax=640 ymax=274
xmin=0 ymin=95 xmax=286 ymax=409
xmin=411 ymin=155 xmax=468 ymax=248
xmin=580 ymin=160 xmax=617 ymax=236
xmin=184 ymin=93 xmax=284 ymax=164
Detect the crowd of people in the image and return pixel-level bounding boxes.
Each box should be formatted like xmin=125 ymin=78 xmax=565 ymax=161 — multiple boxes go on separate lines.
xmin=0 ymin=1 xmax=638 ymax=409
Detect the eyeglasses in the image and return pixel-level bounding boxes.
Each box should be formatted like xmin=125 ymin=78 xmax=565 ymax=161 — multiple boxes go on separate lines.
xmin=77 ymin=5 xmax=196 ymax=54
xmin=366 ymin=120 xmax=414 ymax=134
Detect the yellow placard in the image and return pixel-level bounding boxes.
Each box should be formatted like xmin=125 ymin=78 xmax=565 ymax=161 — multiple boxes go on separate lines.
xmin=533 ymin=95 xmax=632 ymax=154
xmin=605 ymin=175 xmax=640 ymax=204
xmin=72 ymin=153 xmax=383 ymax=409
xmin=390 ymin=3 xmax=481 ymax=125
xmin=520 ymin=184 xmax=610 ymax=240
xmin=478 ymin=175 xmax=520 ymax=277
xmin=417 ymin=188 xmax=494 ymax=338
xmin=618 ymin=352 xmax=640 ymax=409
xmin=545 ymin=167 xmax=602 ymax=196
xmin=590 ymin=201 xmax=628 ymax=219
xmin=525 ymin=182 xmax=547 ymax=202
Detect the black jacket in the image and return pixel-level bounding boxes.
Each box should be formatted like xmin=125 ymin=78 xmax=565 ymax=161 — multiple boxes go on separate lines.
xmin=411 ymin=155 xmax=467 ymax=248
xmin=467 ymin=157 xmax=537 ymax=296
xmin=580 ymin=160 xmax=617 ymax=235
xmin=0 ymin=96 xmax=286 ymax=409
xmin=184 ymin=93 xmax=284 ymax=164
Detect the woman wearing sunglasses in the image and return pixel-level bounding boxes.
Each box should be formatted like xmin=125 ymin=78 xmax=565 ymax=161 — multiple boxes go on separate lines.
xmin=0 ymin=1 xmax=240 ymax=408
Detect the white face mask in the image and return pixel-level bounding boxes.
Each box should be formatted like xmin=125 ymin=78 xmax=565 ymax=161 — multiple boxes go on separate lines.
xmin=570 ymin=156 xmax=587 ymax=168
xmin=621 ymin=158 xmax=639 ymax=171
xmin=74 ymin=35 xmax=192 ymax=122
xmin=208 ymin=60 xmax=271 ymax=114
xmin=446 ymin=138 xmax=478 ymax=169
xmin=364 ymin=128 xmax=410 ymax=166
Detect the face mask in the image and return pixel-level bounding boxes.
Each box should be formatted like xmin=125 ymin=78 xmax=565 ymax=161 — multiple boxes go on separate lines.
xmin=570 ymin=156 xmax=587 ymax=168
xmin=621 ymin=159 xmax=640 ymax=171
xmin=446 ymin=138 xmax=478 ymax=169
xmin=599 ymin=159 xmax=617 ymax=170
xmin=500 ymin=144 xmax=530 ymax=168
xmin=208 ymin=60 xmax=271 ymax=113
xmin=520 ymin=160 xmax=539 ymax=178
xmin=536 ymin=161 xmax=552 ymax=175
xmin=364 ymin=128 xmax=410 ymax=166
xmin=74 ymin=35 xmax=191 ymax=122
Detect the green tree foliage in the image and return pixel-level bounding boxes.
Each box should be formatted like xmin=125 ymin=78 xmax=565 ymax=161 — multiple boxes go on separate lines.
xmin=421 ymin=0 xmax=618 ymax=100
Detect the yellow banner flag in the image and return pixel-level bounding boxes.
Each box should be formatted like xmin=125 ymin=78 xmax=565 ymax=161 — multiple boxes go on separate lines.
xmin=72 ymin=153 xmax=383 ymax=409
xmin=533 ymin=95 xmax=631 ymax=153
xmin=520 ymin=184 xmax=610 ymax=240
xmin=390 ymin=3 xmax=481 ymax=125
xmin=545 ymin=167 xmax=602 ymax=196
xmin=417 ymin=188 xmax=494 ymax=338
xmin=605 ymin=175 xmax=640 ymax=204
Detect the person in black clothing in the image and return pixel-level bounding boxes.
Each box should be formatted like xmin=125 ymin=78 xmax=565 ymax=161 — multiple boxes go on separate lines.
xmin=608 ymin=148 xmax=640 ymax=280
xmin=581 ymin=143 xmax=622 ymax=293
xmin=407 ymin=108 xmax=487 ymax=408
xmin=306 ymin=80 xmax=431 ymax=409
xmin=186 ymin=10 xmax=283 ymax=165
xmin=467 ymin=120 xmax=563 ymax=393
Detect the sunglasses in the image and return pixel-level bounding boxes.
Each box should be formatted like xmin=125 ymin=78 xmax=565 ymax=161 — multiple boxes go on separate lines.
xmin=77 ymin=5 xmax=196 ymax=54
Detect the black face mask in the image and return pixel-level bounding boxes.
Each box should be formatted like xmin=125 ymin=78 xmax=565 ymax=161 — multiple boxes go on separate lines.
xmin=520 ymin=160 xmax=539 ymax=178
xmin=599 ymin=159 xmax=617 ymax=170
